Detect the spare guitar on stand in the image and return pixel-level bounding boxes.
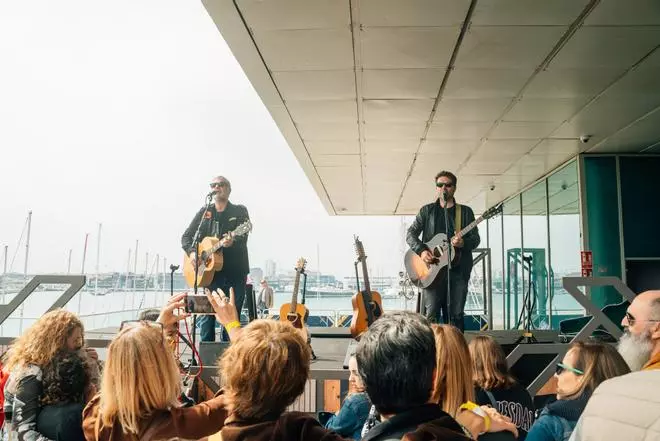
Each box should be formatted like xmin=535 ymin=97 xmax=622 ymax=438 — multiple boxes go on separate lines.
xmin=344 ymin=237 xmax=384 ymax=368
xmin=279 ymin=258 xmax=316 ymax=359
xmin=350 ymin=236 xmax=384 ymax=338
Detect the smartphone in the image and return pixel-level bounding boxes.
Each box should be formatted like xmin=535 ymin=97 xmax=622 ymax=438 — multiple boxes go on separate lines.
xmin=184 ymin=294 xmax=215 ymax=314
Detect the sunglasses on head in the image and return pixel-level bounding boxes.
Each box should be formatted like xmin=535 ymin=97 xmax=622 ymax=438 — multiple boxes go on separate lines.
xmin=210 ymin=182 xmax=228 ymax=189
xmin=436 ymin=182 xmax=454 ymax=188
xmin=119 ymin=320 xmax=164 ymax=341
xmin=556 ymin=362 xmax=583 ymax=376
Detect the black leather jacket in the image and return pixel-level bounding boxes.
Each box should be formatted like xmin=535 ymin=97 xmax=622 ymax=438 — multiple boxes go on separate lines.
xmin=406 ymin=200 xmax=481 ymax=276
xmin=181 ymin=201 xmax=250 ymax=277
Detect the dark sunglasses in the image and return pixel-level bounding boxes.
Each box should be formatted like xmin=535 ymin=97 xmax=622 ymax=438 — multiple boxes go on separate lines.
xmin=625 ymin=311 xmax=660 ymax=327
xmin=556 ymin=362 xmax=583 ymax=376
xmin=210 ymin=182 xmax=228 ymax=188
xmin=436 ymin=182 xmax=454 ymax=188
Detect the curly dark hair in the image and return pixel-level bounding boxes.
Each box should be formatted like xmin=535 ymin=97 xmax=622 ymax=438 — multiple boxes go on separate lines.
xmin=41 ymin=350 xmax=89 ymax=405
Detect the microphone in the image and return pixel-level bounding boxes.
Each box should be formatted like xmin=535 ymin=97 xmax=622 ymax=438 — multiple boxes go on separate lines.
xmin=207 ymin=190 xmax=217 ymax=198
xmin=441 ymin=188 xmax=449 ymax=202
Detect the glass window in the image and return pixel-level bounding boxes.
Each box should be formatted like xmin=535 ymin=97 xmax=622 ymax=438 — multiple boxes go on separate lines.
xmin=522 ymin=181 xmax=550 ymax=329
xmin=486 ymin=213 xmax=505 ymax=329
xmin=503 ymin=196 xmax=523 ymax=329
xmin=547 ymin=161 xmax=583 ymax=325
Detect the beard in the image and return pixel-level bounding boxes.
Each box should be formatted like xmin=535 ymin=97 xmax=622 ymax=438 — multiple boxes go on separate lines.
xmin=618 ymin=329 xmax=653 ymax=371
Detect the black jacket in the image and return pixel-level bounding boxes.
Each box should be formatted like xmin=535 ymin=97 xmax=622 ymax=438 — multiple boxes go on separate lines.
xmin=181 ymin=201 xmax=250 ymax=277
xmin=361 ymin=404 xmax=469 ymax=441
xmin=406 ymin=200 xmax=480 ymax=277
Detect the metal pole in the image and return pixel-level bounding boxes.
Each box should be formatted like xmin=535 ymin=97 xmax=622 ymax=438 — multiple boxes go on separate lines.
xmin=144 ymin=252 xmax=149 ymax=291
xmin=133 ymin=240 xmax=139 ymax=290
xmin=95 ymin=223 xmax=102 ymax=295
xmin=126 ymin=248 xmax=132 ymax=289
xmin=67 ymin=249 xmax=72 ymax=274
xmin=3 ymin=245 xmax=7 ymax=274
xmin=23 ymin=211 xmax=32 ymax=280
xmin=155 ymin=254 xmax=160 ymax=290
xmin=81 ymin=233 xmax=89 ymax=274
xmin=163 ymin=257 xmax=167 ymax=304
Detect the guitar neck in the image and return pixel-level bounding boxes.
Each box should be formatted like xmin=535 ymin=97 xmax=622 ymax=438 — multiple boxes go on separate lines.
xmin=361 ymin=259 xmax=372 ymax=294
xmin=456 ymin=214 xmax=485 ymax=238
xmin=290 ymin=271 xmax=301 ymax=310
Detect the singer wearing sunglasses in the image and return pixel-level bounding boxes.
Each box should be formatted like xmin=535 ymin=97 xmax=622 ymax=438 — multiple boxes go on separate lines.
xmin=525 ymin=341 xmax=630 ymax=441
xmin=406 ymin=171 xmax=480 ymax=331
xmin=181 ymin=175 xmax=251 ymax=342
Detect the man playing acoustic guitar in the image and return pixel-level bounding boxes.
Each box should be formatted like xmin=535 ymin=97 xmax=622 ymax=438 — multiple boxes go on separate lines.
xmin=181 ymin=175 xmax=250 ymax=342
xmin=406 ymin=171 xmax=480 ymax=331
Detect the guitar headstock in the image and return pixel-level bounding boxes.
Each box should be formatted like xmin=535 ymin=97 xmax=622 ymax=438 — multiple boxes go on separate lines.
xmin=233 ymin=220 xmax=253 ymax=236
xmin=295 ymin=257 xmax=307 ymax=273
xmin=482 ymin=203 xmax=503 ymax=220
xmin=354 ymin=235 xmax=366 ymax=262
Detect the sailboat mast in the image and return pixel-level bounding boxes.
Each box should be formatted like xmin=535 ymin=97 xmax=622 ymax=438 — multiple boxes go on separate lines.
xmin=95 ymin=223 xmax=102 ymax=294
xmin=67 ymin=249 xmax=72 ymax=274
xmin=155 ymin=254 xmax=160 ymax=290
xmin=125 ymin=248 xmax=131 ymax=289
xmin=23 ymin=211 xmax=32 ymax=280
xmin=81 ymin=233 xmax=89 ymax=275
xmin=144 ymin=252 xmax=149 ymax=291
xmin=3 ymin=245 xmax=7 ymax=275
xmin=133 ymin=240 xmax=139 ymax=290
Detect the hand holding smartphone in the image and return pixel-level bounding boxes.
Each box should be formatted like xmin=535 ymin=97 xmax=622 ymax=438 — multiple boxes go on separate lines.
xmin=184 ymin=294 xmax=216 ymax=314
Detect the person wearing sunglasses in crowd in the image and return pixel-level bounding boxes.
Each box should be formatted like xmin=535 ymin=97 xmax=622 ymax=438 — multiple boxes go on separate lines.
xmin=181 ymin=175 xmax=251 ymax=342
xmin=82 ymin=293 xmax=231 ymax=441
xmin=525 ymin=341 xmax=630 ymax=441
xmin=617 ymin=290 xmax=660 ymax=372
xmin=406 ymin=171 xmax=480 ymax=331
xmin=567 ymin=290 xmax=660 ymax=441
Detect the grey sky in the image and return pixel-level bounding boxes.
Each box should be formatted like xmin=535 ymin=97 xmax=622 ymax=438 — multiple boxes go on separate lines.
xmin=0 ymin=0 xmax=412 ymax=278
xmin=0 ymin=1 xmax=580 ymax=280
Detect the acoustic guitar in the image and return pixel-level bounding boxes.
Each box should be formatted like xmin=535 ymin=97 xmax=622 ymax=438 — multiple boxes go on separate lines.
xmin=183 ymin=220 xmax=252 ymax=287
xmin=350 ymin=236 xmax=384 ymax=338
xmin=403 ymin=203 xmax=502 ymax=289
xmin=279 ymin=257 xmax=309 ymax=330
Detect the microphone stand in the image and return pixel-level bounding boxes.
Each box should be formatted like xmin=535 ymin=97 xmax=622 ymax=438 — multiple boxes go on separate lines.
xmin=189 ymin=193 xmax=214 ymax=361
xmin=443 ymin=191 xmax=452 ymax=327
xmin=169 ymin=264 xmax=179 ymax=297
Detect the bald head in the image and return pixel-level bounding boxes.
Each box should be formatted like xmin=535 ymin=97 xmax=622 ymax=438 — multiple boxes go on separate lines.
xmin=619 ymin=290 xmax=660 ymax=370
xmin=634 ymin=291 xmax=660 ymax=320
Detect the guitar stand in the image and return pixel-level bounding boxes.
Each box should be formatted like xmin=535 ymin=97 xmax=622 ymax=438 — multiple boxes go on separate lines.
xmin=309 ymin=340 xmax=317 ymax=361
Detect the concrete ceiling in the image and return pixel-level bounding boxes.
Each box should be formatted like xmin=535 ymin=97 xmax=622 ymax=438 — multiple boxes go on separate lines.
xmin=202 ymin=0 xmax=660 ymax=215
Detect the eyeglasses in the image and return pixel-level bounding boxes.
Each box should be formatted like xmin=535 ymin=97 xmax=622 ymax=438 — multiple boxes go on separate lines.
xmin=556 ymin=362 xmax=584 ymax=376
xmin=624 ymin=311 xmax=660 ymax=327
xmin=210 ymin=182 xmax=228 ymax=189
xmin=119 ymin=320 xmax=164 ymax=341
xmin=436 ymin=182 xmax=454 ymax=188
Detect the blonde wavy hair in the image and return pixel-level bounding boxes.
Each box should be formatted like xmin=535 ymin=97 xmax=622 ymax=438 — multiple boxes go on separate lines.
xmin=95 ymin=323 xmax=180 ymax=437
xmin=219 ymin=319 xmax=310 ymax=420
xmin=4 ymin=309 xmax=83 ymax=372
xmin=430 ymin=324 xmax=475 ymax=417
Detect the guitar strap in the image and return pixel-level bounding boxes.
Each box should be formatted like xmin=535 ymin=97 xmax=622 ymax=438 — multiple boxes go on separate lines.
xmin=455 ymin=204 xmax=462 ymax=234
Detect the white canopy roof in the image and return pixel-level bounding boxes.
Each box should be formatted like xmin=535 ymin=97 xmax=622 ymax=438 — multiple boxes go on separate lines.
xmin=203 ymin=0 xmax=660 ymax=214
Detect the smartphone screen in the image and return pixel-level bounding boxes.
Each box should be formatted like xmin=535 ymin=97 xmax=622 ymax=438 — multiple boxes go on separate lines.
xmin=184 ymin=295 xmax=215 ymax=314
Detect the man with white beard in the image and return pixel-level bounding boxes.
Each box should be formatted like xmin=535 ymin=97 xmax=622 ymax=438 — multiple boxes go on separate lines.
xmin=568 ymin=290 xmax=660 ymax=441
xmin=617 ymin=290 xmax=660 ymax=371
